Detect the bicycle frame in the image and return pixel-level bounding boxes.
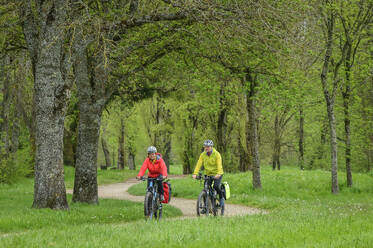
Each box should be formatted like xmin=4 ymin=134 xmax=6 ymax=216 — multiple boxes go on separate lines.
xmin=142 ymin=177 xmax=163 ymax=220
xmin=148 ymin=178 xmax=162 ymax=205
xmin=203 ymin=176 xmax=217 ymax=212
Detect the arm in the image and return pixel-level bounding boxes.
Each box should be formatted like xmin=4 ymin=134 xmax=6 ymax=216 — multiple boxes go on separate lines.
xmin=160 ymin=159 xmax=168 ymax=178
xmin=193 ymin=154 xmax=203 ymax=175
xmin=137 ymin=159 xmax=148 ymax=178
xmin=216 ymin=152 xmax=223 ymax=176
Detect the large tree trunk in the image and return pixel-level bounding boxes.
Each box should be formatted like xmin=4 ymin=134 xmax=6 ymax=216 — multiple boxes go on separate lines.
xmin=72 ymin=38 xmax=106 ymax=204
xmin=73 ymin=102 xmax=102 ymax=203
xmin=21 ymin=0 xmax=70 ymax=209
xmin=299 ymin=107 xmax=304 ymax=170
xmin=246 ymin=72 xmax=261 ymax=189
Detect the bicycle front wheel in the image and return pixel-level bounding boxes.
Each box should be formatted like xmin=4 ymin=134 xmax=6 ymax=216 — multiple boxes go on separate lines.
xmin=144 ymin=191 xmax=153 ymax=219
xmin=197 ymin=191 xmax=210 ymax=216
xmin=155 ymin=199 xmax=162 ymax=221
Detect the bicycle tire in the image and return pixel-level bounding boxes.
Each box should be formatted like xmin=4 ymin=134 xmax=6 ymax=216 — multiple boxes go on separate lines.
xmin=197 ymin=191 xmax=210 ymax=216
xmin=144 ymin=191 xmax=153 ymax=219
xmin=220 ymin=197 xmax=225 ymax=216
xmin=214 ymin=197 xmax=225 ymax=216
xmin=212 ymin=196 xmax=217 ymax=216
xmin=156 ymin=198 xmax=162 ymax=221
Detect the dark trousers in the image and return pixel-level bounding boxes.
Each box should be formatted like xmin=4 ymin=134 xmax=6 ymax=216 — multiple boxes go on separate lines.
xmin=208 ymin=175 xmax=223 ymax=199
xmin=147 ymin=178 xmax=164 ymax=195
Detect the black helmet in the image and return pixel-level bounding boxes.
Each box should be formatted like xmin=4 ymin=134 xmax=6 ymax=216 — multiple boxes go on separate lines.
xmin=203 ymin=140 xmax=214 ymax=147
xmin=147 ymin=146 xmax=157 ymax=153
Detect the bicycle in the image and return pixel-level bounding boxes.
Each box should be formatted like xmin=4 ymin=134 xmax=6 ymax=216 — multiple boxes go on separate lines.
xmin=196 ymin=173 xmax=225 ymax=216
xmin=140 ymin=176 xmax=164 ymax=220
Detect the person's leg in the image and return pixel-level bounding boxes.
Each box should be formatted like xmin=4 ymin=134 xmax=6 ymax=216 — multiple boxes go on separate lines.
xmin=213 ymin=176 xmax=224 ymax=207
xmin=158 ymin=180 xmax=164 ymax=200
xmin=213 ymin=176 xmax=223 ymax=199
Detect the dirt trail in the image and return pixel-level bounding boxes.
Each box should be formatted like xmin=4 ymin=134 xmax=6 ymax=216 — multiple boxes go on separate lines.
xmin=71 ymin=176 xmax=266 ymax=217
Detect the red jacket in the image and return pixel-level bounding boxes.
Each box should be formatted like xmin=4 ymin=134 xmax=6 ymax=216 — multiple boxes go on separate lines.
xmin=137 ymin=153 xmax=168 ymax=178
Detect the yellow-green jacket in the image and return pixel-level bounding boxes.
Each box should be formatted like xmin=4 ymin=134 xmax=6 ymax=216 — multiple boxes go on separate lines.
xmin=193 ymin=148 xmax=224 ymax=176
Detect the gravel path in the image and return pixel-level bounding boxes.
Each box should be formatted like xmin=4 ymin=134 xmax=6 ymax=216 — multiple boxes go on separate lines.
xmin=74 ymin=176 xmax=266 ymax=218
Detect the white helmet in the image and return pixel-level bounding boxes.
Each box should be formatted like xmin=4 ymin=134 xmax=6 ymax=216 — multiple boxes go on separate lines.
xmin=147 ymin=146 xmax=157 ymax=154
xmin=203 ymin=140 xmax=214 ymax=147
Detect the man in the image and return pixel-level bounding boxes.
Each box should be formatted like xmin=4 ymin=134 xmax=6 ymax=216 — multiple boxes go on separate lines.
xmin=192 ymin=139 xmax=224 ymax=207
xmin=136 ymin=146 xmax=167 ymax=201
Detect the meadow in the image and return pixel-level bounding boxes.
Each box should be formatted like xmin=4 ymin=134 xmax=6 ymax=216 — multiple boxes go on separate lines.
xmin=2 ymin=165 xmax=373 ymax=247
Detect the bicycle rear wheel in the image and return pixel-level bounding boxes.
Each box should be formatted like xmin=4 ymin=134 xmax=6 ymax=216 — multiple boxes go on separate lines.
xmin=144 ymin=191 xmax=153 ymax=219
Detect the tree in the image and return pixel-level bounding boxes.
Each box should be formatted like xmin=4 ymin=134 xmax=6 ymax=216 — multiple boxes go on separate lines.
xmin=20 ymin=0 xmax=72 ymax=209
xmin=71 ymin=0 xmax=198 ymax=203
xmin=317 ymin=1 xmax=340 ymax=193
xmin=337 ymin=1 xmax=372 ymax=186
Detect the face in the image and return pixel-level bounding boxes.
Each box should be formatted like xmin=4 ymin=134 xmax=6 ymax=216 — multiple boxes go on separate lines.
xmin=204 ymin=146 xmax=212 ymax=153
xmin=148 ymin=153 xmax=156 ymax=160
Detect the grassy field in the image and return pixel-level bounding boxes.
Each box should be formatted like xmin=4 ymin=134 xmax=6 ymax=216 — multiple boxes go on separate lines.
xmin=0 ymin=166 xmax=182 ymax=247
xmin=2 ymin=165 xmax=373 ymax=247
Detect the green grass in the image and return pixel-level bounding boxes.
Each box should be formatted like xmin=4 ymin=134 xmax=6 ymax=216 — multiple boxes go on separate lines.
xmin=0 ymin=166 xmax=182 ymax=242
xmin=64 ymin=166 xmax=138 ymax=189
xmin=168 ymin=163 xmax=183 ymax=175
xmin=2 ymin=166 xmax=373 ymax=247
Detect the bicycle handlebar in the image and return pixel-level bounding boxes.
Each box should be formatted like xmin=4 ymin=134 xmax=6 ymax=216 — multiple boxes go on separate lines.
xmin=195 ymin=174 xmax=215 ymax=180
xmin=139 ymin=176 xmax=164 ymax=181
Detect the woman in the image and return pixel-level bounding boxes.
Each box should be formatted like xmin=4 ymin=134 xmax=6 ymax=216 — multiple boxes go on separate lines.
xmin=136 ymin=146 xmax=168 ymax=200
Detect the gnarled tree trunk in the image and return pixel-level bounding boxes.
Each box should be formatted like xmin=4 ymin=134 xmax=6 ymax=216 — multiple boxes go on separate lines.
xmin=21 ymin=0 xmax=70 ymax=209
xmin=72 ymin=36 xmax=106 ymax=204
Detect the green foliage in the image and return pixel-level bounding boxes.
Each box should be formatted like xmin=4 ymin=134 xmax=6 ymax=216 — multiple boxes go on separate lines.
xmin=0 ymin=143 xmax=33 ymax=184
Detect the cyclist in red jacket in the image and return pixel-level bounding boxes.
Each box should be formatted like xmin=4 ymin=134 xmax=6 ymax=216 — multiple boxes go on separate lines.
xmin=136 ymin=146 xmax=168 ymax=200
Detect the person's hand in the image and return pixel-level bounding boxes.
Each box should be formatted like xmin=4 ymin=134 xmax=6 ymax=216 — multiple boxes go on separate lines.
xmin=214 ymin=174 xmax=221 ymax=179
xmin=136 ymin=176 xmax=140 ymax=180
xmin=192 ymin=174 xmax=197 ymax=179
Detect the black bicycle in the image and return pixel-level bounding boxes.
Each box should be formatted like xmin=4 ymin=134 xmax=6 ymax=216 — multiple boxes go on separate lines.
xmin=140 ymin=176 xmax=164 ymax=220
xmin=196 ymin=174 xmax=225 ymax=216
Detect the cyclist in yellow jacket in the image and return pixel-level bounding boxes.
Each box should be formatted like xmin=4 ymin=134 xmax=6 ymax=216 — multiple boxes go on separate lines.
xmin=192 ymin=139 xmax=224 ymax=207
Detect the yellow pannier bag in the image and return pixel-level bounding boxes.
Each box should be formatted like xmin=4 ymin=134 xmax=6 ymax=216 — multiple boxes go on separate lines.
xmin=222 ymin=181 xmax=230 ymax=200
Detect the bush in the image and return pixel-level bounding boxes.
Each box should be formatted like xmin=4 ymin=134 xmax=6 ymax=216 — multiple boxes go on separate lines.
xmin=0 ymin=146 xmax=33 ymax=184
